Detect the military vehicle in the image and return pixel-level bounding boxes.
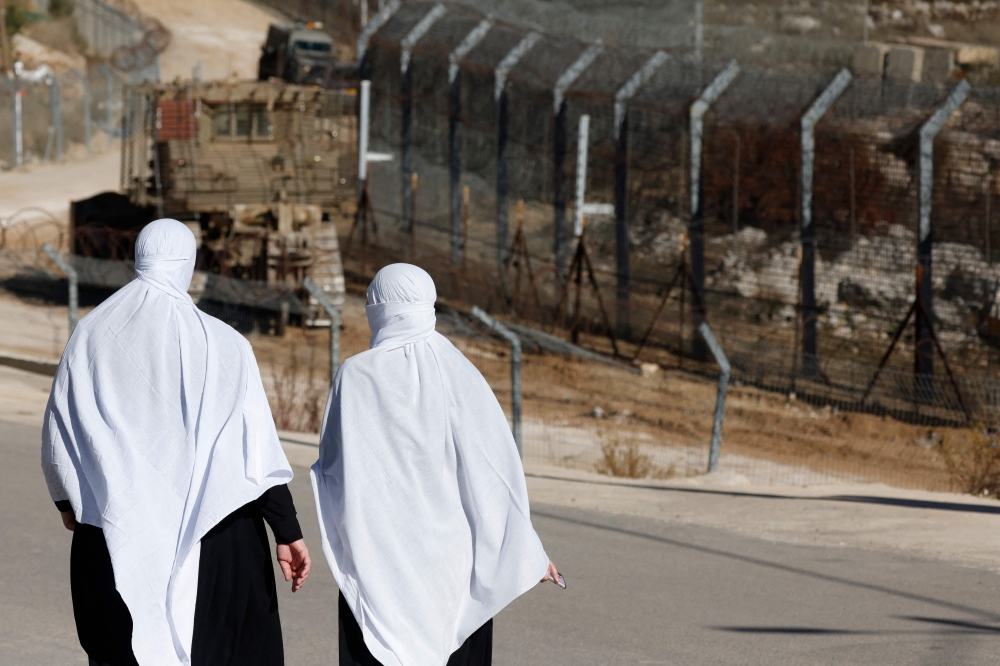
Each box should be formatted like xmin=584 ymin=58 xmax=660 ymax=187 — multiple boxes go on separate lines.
xmin=258 ymin=23 xmax=335 ymax=86
xmin=71 ymin=79 xmax=357 ymax=324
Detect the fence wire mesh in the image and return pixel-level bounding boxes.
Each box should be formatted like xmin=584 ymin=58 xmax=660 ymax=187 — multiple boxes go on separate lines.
xmin=336 ymin=1 xmax=1000 ymax=431
xmin=0 ymin=245 xmax=975 ymax=492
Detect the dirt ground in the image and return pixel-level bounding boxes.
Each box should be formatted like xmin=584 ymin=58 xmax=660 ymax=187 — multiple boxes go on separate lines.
xmin=0 ymin=150 xmax=120 ymax=223
xmin=129 ymin=0 xmax=285 ymax=82
xmin=244 ymin=280 xmax=959 ymax=492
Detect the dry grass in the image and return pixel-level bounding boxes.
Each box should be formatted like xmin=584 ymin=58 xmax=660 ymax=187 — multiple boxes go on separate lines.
xmin=594 ymin=429 xmax=676 ymax=480
xmin=940 ymin=428 xmax=1000 ymax=497
xmin=264 ymin=338 xmax=326 ymax=433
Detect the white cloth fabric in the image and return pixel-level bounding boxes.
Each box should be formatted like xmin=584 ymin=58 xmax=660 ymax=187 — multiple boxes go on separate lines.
xmin=41 ymin=219 xmax=292 ymax=666
xmin=311 ymin=263 xmax=549 ymax=666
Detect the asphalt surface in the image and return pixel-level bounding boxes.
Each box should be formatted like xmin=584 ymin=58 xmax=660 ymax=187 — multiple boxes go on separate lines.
xmin=4 ymin=418 xmax=1000 ymax=665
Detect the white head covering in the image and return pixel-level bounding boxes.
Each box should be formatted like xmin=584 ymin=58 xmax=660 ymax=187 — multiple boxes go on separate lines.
xmin=311 ymin=263 xmax=549 ymax=666
xmin=42 ymin=219 xmax=292 ymax=666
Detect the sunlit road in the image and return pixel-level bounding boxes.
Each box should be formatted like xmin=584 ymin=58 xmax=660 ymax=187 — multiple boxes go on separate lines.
xmin=3 ymin=418 xmax=999 ymax=665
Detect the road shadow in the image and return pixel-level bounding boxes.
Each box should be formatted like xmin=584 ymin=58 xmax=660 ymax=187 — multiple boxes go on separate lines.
xmin=532 ymin=507 xmax=1000 ymax=623
xmin=526 ymin=473 xmax=1000 ymax=515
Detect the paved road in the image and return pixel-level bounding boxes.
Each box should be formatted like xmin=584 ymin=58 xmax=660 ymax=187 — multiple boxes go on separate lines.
xmin=4 ymin=418 xmax=1000 ymax=665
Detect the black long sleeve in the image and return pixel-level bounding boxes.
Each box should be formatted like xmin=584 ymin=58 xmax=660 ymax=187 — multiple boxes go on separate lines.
xmin=258 ymin=484 xmax=303 ymax=545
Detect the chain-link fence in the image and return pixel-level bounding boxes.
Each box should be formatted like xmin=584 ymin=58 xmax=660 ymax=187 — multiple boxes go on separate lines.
xmin=0 ymin=241 xmax=966 ymax=492
xmin=0 ymin=0 xmax=164 ymax=170
xmin=326 ymin=1 xmax=1000 ymax=430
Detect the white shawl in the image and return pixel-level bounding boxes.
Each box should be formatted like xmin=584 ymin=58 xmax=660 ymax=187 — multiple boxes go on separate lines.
xmin=41 ymin=219 xmax=293 ymax=666
xmin=311 ymin=263 xmax=549 ymax=666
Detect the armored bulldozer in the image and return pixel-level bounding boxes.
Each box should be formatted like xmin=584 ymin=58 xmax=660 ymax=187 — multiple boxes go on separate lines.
xmin=73 ymin=79 xmax=357 ymax=325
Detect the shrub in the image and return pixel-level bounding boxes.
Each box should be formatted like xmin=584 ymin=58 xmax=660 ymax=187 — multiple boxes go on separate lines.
xmin=594 ymin=430 xmax=675 ymax=480
xmin=939 ymin=428 xmax=1000 ymax=497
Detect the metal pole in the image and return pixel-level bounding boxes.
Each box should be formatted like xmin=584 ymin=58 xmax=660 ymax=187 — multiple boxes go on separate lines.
xmin=43 ymin=243 xmax=78 ymax=336
xmin=863 ymin=0 xmax=869 ymax=42
xmin=52 ymin=77 xmax=63 ymax=163
xmin=697 ymin=322 xmax=730 ymax=473
xmin=495 ymin=33 xmax=540 ymax=271
xmin=399 ymin=4 xmax=447 ymax=233
xmin=76 ymin=70 xmax=92 ymax=156
xmin=448 ymin=73 xmax=462 ymax=264
xmin=304 ymin=277 xmax=342 ymax=386
xmin=357 ymin=80 xmax=370 ymax=203
xmin=732 ymin=135 xmax=739 ymax=233
xmin=448 ymin=19 xmax=493 ymax=267
xmin=987 ymin=178 xmax=992 ymax=266
xmin=400 ymin=66 xmax=414 ymax=231
xmin=694 ymin=0 xmax=704 ymax=61
xmin=553 ymin=101 xmax=569 ymax=280
xmin=104 ymin=66 xmax=114 ymax=136
xmin=916 ymin=79 xmax=970 ymax=398
xmin=149 ymin=95 xmax=164 ymax=218
xmin=471 ymin=306 xmax=522 ymax=456
xmin=356 ymin=0 xmax=400 ymax=64
xmin=13 ymin=89 xmax=22 ymax=169
xmin=689 ymin=60 xmax=739 ymax=360
xmin=573 ymin=114 xmax=590 ymax=238
xmin=800 ymin=68 xmax=852 ymax=378
xmin=553 ymin=42 xmax=603 ymax=281
xmin=614 ymin=51 xmax=668 ymax=337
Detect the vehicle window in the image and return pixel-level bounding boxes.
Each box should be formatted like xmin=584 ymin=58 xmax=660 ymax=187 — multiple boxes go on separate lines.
xmin=213 ymin=107 xmax=231 ymax=136
xmin=212 ymin=103 xmax=272 ymax=140
xmin=235 ymin=104 xmax=252 ymax=136
xmin=293 ymin=40 xmax=331 ymax=53
xmin=255 ymin=109 xmax=271 ymax=137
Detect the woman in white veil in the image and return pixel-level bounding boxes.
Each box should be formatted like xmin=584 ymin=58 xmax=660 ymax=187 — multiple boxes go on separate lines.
xmin=42 ymin=219 xmax=311 ymax=666
xmin=312 ymin=263 xmax=561 ymax=666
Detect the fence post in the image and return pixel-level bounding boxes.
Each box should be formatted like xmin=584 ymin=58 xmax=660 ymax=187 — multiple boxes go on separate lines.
xmin=303 ymin=277 xmax=342 ymax=387
xmin=614 ymin=51 xmax=668 ymax=337
xmin=13 ymin=88 xmax=23 ymax=168
xmin=101 ymin=65 xmax=115 ymax=136
xmin=399 ymin=4 xmax=446 ymax=233
xmin=42 ymin=243 xmax=78 ymax=336
xmin=357 ymin=80 xmax=371 ymax=203
xmin=471 ymin=306 xmax=522 ymax=457
xmin=356 ymin=0 xmax=399 ymax=64
xmin=799 ymin=68 xmax=851 ymax=378
xmin=573 ymin=114 xmax=590 ymax=239
xmin=448 ymin=19 xmax=492 ymax=266
xmin=74 ymin=70 xmax=92 ymax=156
xmin=553 ymin=42 xmax=603 ymax=281
xmin=697 ymin=322 xmax=730 ymax=473
xmin=915 ymin=79 xmax=970 ymax=399
xmin=689 ymin=60 xmax=739 ymax=360
xmin=694 ymin=0 xmax=704 ymax=62
xmin=50 ymin=76 xmax=63 ymax=163
xmin=495 ymin=33 xmax=540 ymax=274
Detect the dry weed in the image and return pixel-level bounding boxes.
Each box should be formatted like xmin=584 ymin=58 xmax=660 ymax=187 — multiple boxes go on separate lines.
xmin=266 ymin=338 xmax=326 ymax=433
xmin=939 ymin=427 xmax=1000 ymax=497
xmin=594 ymin=430 xmax=676 ymax=480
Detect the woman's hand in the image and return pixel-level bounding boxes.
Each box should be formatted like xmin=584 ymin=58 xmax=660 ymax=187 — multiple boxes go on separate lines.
xmin=60 ymin=511 xmax=76 ymax=532
xmin=276 ymin=539 xmax=311 ymax=592
xmin=541 ymin=559 xmax=560 ymax=584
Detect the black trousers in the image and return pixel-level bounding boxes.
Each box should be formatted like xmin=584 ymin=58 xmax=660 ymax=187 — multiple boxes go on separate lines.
xmin=338 ymin=592 xmax=493 ymax=666
xmin=71 ymin=503 xmax=284 ymax=666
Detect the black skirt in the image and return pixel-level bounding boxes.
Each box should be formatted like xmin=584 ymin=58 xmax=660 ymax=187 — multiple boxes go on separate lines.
xmin=338 ymin=592 xmax=493 ymax=666
xmin=69 ymin=486 xmax=301 ymax=666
